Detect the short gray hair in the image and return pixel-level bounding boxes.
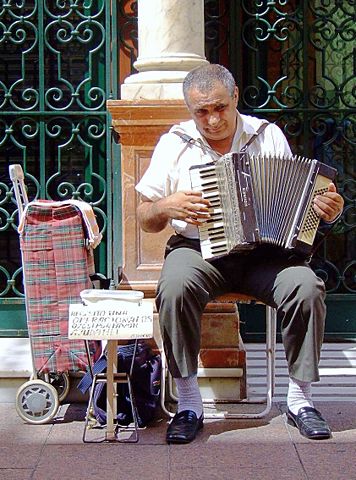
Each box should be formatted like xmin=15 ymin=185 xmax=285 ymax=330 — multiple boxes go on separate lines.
xmin=183 ymin=64 xmax=236 ymax=105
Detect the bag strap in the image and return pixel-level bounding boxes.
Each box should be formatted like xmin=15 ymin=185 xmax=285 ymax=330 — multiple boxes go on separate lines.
xmin=77 ymin=353 xmax=108 ymax=393
xmin=77 ymin=340 xmax=142 ymax=394
xmin=309 ymin=219 xmax=341 ymax=260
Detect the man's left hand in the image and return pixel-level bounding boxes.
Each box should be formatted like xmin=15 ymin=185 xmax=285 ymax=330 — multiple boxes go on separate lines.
xmin=313 ymin=183 xmax=344 ymax=223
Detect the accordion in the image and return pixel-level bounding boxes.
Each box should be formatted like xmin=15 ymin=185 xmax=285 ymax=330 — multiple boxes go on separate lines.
xmin=189 ymin=153 xmax=337 ymax=260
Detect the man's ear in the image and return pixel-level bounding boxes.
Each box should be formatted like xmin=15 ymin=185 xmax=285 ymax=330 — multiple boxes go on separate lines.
xmin=234 ymin=86 xmax=239 ymax=106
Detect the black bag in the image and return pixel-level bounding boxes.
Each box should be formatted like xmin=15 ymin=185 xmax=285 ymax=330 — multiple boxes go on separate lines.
xmin=78 ymin=342 xmax=161 ymax=427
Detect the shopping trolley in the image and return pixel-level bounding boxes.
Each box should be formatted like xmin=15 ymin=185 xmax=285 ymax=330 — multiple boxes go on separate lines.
xmin=9 ymin=164 xmax=103 ymax=424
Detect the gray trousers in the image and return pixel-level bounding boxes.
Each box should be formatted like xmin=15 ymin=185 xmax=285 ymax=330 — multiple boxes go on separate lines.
xmin=156 ymin=243 xmax=326 ymax=383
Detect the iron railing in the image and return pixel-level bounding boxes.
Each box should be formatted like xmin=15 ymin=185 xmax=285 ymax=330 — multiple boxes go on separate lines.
xmin=0 ymin=0 xmax=124 ymax=334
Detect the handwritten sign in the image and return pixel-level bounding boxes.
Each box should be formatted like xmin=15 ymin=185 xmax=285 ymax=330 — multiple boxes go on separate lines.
xmin=68 ymin=300 xmax=153 ymax=340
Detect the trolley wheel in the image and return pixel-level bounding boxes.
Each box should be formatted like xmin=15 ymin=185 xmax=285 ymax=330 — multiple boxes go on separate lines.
xmin=30 ymin=372 xmax=71 ymax=403
xmin=15 ymin=380 xmax=59 ymax=424
xmin=40 ymin=372 xmax=71 ymax=403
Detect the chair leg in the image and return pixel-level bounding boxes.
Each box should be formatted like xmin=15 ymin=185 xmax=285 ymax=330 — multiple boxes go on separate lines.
xmin=204 ymin=305 xmax=276 ymax=419
xmin=160 ymin=305 xmax=277 ymax=420
xmin=160 ymin=347 xmax=175 ymax=418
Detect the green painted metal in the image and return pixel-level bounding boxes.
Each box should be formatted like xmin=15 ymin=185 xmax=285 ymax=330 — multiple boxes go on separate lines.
xmin=0 ymin=298 xmax=27 ymax=337
xmin=0 ymin=1 xmax=354 ymax=340
xmin=239 ymin=294 xmax=356 ymax=343
xmin=0 ymin=0 xmax=122 ymax=336
xmin=205 ymin=0 xmax=355 ymax=340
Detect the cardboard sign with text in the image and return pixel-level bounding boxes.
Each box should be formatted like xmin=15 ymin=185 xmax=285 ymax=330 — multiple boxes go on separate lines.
xmin=68 ymin=300 xmax=153 ymax=340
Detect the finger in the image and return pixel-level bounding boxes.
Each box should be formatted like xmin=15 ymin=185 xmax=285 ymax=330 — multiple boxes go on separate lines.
xmin=184 ymin=190 xmax=205 ymax=200
xmin=193 ymin=202 xmax=211 ymax=213
xmin=312 ymin=202 xmax=332 ymax=221
xmin=314 ymin=188 xmax=342 ymax=208
xmin=314 ymin=195 xmax=336 ymax=209
xmin=190 ymin=196 xmax=211 ymax=207
xmin=186 ymin=208 xmax=210 ymax=220
xmin=328 ymin=183 xmax=337 ymax=193
xmin=185 ymin=216 xmax=207 ymax=225
xmin=313 ymin=183 xmax=343 ymax=222
xmin=184 ymin=190 xmax=211 ymax=205
xmin=313 ymin=196 xmax=335 ymax=212
xmin=313 ymin=198 xmax=339 ymax=222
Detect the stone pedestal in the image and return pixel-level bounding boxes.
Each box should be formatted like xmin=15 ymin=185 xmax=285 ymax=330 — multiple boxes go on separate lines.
xmin=107 ymin=99 xmax=190 ymax=293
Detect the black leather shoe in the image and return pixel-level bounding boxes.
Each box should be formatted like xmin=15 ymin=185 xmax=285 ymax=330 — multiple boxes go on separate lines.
xmin=166 ymin=410 xmax=204 ymax=444
xmin=287 ymin=407 xmax=331 ymax=440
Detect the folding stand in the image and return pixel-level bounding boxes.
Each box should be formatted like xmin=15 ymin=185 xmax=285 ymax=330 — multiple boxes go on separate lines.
xmin=83 ymin=339 xmax=140 ymax=443
xmin=69 ymin=290 xmax=152 ymax=443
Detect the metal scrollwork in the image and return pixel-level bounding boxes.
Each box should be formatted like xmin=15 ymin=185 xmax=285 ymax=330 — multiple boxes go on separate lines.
xmin=0 ymin=2 xmax=39 ymax=111
xmin=44 ymin=116 xmax=107 ymax=204
xmin=0 ymin=0 xmax=354 ymax=314
xmin=343 ymin=261 xmax=356 ymax=294
xmin=0 ymin=0 xmax=113 ymax=303
xmin=204 ymin=0 xmax=228 ymax=64
xmin=43 ymin=2 xmax=106 ymax=111
xmin=228 ymin=0 xmax=355 ymax=295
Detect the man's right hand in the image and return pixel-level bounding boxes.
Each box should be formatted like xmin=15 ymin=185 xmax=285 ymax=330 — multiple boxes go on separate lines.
xmin=161 ymin=190 xmax=211 ymax=225
xmin=137 ymin=191 xmax=211 ymax=233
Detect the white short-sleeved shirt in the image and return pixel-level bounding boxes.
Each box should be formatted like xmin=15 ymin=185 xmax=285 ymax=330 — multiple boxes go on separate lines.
xmin=135 ymin=112 xmax=292 ymax=239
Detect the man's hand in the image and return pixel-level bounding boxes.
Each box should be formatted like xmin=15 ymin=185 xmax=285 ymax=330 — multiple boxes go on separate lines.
xmin=137 ymin=190 xmax=211 ymax=233
xmin=313 ymin=183 xmax=344 ymax=223
xmin=162 ymin=190 xmax=211 ymax=225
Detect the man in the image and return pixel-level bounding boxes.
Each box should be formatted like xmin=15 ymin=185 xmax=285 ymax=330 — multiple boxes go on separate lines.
xmin=135 ymin=64 xmax=344 ymax=444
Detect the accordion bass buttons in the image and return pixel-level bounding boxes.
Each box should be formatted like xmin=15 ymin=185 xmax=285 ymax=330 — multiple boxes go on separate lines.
xmin=297 ymin=180 xmax=330 ymax=247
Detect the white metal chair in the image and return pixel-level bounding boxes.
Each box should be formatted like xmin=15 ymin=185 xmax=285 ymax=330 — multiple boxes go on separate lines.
xmin=156 ymin=293 xmax=277 ymax=420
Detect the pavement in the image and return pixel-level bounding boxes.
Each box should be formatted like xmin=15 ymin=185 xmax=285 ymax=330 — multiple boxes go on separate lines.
xmin=1 ymin=399 xmax=356 ymax=480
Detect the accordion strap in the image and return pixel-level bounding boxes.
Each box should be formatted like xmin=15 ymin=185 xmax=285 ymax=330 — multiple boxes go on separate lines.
xmin=172 ymin=121 xmax=269 ymax=158
xmin=240 ymin=122 xmax=269 ymax=153
xmin=172 ymin=130 xmax=221 ymax=159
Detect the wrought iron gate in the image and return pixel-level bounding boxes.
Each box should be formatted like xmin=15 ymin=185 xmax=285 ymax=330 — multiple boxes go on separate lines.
xmin=0 ymin=0 xmax=124 ymax=335
xmin=205 ymin=0 xmax=355 ymax=340
xmin=0 ymin=0 xmax=354 ymax=339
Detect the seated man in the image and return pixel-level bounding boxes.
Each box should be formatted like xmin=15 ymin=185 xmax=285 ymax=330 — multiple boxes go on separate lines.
xmin=135 ymin=64 xmax=344 ymax=444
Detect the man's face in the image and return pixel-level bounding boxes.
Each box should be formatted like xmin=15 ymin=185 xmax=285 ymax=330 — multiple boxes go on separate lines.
xmin=185 ymin=84 xmax=238 ymax=143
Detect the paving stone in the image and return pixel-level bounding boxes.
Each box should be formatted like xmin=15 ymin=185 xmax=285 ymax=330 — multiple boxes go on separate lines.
xmin=0 ymin=446 xmax=42 ymax=469
xmin=0 ymin=469 xmax=33 ymax=480
xmin=0 ymin=401 xmax=355 ymax=480
xmin=32 ymin=444 xmax=169 ymax=480
xmin=296 ymin=443 xmax=356 ymax=480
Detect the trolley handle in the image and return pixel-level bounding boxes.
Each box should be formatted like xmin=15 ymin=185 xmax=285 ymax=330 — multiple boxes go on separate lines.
xmin=9 ymin=164 xmax=29 ymax=218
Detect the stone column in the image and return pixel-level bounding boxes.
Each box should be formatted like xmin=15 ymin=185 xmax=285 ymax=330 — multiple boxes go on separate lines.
xmin=121 ymin=0 xmax=208 ymax=100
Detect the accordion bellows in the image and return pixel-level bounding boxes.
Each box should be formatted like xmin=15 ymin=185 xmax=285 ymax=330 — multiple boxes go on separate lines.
xmin=189 ymin=153 xmax=337 ymax=260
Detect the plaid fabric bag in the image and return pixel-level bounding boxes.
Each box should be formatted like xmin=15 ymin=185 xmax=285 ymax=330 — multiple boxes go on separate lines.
xmin=20 ymin=201 xmax=101 ymax=374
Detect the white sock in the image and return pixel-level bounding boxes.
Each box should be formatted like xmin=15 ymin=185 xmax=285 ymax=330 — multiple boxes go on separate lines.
xmin=287 ymin=376 xmax=314 ymax=415
xmin=174 ymin=374 xmax=203 ymax=418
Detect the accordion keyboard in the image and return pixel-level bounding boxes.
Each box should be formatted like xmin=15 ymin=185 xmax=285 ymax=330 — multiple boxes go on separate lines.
xmin=189 ymin=164 xmax=229 ymax=259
